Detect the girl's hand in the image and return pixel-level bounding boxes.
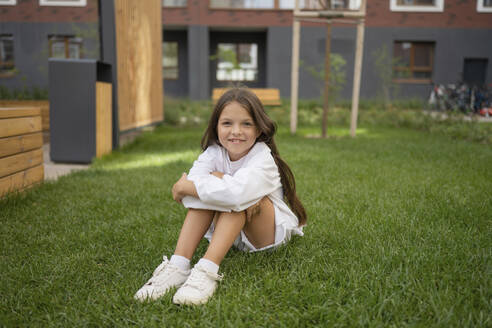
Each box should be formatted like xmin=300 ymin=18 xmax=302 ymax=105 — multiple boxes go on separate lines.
xmin=172 ymin=173 xmax=189 ymax=203
xmin=211 ymin=171 xmax=224 ymax=179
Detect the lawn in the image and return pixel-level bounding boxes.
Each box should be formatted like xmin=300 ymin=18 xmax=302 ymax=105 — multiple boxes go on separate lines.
xmin=1 ymin=124 xmax=491 ymax=327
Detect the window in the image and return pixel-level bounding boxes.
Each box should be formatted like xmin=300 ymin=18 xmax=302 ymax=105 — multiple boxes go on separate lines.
xmin=0 ymin=0 xmax=16 ymax=5
xmin=390 ymin=0 xmax=444 ymax=12
xmin=39 ymin=0 xmax=86 ymax=6
xmin=210 ymin=0 xmax=360 ymax=9
xmin=279 ymin=0 xmax=360 ymax=10
xmin=49 ymin=36 xmax=82 ymax=59
xmin=393 ymin=41 xmax=434 ymax=82
xmin=477 ymin=0 xmax=492 ymax=12
xmin=163 ymin=42 xmax=178 ymax=79
xmin=210 ymin=0 xmax=274 ymax=9
xmin=163 ymin=0 xmax=187 ymax=7
xmin=215 ymin=43 xmax=258 ymax=81
xmin=0 ymin=35 xmax=15 ymax=76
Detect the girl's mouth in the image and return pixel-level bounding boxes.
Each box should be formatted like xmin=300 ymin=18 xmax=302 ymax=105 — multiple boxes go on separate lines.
xmin=229 ymin=139 xmax=244 ymax=143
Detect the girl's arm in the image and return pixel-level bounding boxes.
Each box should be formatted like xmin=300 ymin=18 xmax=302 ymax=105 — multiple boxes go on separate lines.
xmin=172 ymin=171 xmax=224 ymax=203
xmin=192 ymin=150 xmax=281 ymax=211
xmin=172 ymin=173 xmax=198 ymax=203
xmin=188 ymin=146 xmax=219 ymax=178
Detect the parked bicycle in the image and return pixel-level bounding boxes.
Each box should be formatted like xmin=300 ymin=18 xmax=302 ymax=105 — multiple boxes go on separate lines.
xmin=428 ymin=82 xmax=491 ymax=116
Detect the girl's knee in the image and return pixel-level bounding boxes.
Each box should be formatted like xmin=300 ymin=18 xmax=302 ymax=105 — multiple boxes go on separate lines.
xmin=245 ymin=197 xmax=273 ymax=222
xmin=185 ymin=208 xmax=216 ymax=222
xmin=243 ymin=197 xmax=275 ymax=248
xmin=188 ymin=208 xmax=215 ymax=214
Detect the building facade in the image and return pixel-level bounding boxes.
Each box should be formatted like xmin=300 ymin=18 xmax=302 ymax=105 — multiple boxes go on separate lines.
xmin=1 ymin=0 xmax=491 ymax=101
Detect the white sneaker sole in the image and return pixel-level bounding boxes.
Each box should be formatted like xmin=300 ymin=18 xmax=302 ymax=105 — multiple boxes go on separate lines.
xmin=135 ymin=281 xmax=186 ymax=301
xmin=172 ymin=293 xmax=211 ymax=305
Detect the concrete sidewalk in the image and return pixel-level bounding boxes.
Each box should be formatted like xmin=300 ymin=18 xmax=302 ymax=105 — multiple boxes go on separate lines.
xmin=41 ymin=127 xmax=150 ymax=181
xmin=43 ymin=143 xmax=89 ymax=181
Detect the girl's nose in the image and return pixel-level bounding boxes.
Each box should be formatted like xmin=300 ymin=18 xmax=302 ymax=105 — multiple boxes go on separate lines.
xmin=232 ymin=124 xmax=241 ymax=134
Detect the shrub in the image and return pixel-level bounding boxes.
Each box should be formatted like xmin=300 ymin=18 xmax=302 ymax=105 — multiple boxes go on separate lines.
xmin=163 ymin=98 xmax=212 ymax=126
xmin=0 ymin=85 xmax=49 ymax=100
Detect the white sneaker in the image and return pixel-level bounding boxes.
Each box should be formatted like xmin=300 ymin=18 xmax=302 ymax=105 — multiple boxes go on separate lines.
xmin=172 ymin=264 xmax=223 ymax=305
xmin=134 ymin=256 xmax=190 ymax=301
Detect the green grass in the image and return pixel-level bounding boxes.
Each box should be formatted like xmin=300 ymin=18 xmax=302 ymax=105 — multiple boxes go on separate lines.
xmin=1 ymin=124 xmax=491 ymax=327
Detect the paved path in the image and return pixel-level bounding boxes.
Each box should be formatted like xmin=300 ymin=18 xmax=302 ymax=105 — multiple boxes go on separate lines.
xmin=43 ymin=143 xmax=89 ymax=181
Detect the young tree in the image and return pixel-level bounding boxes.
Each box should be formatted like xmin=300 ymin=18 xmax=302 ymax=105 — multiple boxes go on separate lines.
xmin=303 ymin=53 xmax=347 ymax=133
xmin=372 ymin=44 xmax=401 ymax=109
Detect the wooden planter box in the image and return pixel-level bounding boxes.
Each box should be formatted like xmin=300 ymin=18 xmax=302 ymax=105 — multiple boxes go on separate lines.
xmin=0 ymin=108 xmax=44 ymax=196
xmin=0 ymin=100 xmax=50 ymax=142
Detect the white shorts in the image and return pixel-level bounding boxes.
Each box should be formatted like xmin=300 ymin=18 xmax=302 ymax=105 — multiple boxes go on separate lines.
xmin=203 ymin=204 xmax=297 ymax=253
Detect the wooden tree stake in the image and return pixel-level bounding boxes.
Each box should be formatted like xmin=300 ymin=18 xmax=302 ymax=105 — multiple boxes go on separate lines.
xmin=290 ymin=0 xmax=301 ymax=134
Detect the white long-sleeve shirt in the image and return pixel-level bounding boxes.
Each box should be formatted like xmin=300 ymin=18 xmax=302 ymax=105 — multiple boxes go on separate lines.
xmin=182 ymin=142 xmax=304 ymax=237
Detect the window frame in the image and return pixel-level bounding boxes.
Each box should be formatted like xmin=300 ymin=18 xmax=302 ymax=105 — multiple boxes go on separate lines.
xmin=39 ymin=0 xmax=87 ymax=7
xmin=162 ymin=41 xmax=179 ymax=80
xmin=393 ymin=41 xmax=435 ymax=83
xmin=477 ymin=0 xmax=492 ymax=12
xmin=162 ymin=0 xmax=187 ymax=8
xmin=0 ymin=0 xmax=17 ymax=5
xmin=209 ymin=0 xmax=275 ymax=10
xmin=48 ymin=35 xmax=83 ymax=59
xmin=0 ymin=34 xmax=16 ymax=77
xmin=390 ymin=0 xmax=444 ymax=12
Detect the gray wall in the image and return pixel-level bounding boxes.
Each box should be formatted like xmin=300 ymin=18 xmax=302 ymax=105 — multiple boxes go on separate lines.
xmin=268 ymin=26 xmax=357 ymax=100
xmin=188 ymin=25 xmax=209 ymax=100
xmin=268 ymin=25 xmax=492 ymax=101
xmin=0 ymin=22 xmax=99 ymax=90
xmin=2 ymin=21 xmax=491 ymax=102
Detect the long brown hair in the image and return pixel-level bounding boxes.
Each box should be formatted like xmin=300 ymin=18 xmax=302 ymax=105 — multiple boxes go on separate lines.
xmin=201 ymin=88 xmax=307 ymax=226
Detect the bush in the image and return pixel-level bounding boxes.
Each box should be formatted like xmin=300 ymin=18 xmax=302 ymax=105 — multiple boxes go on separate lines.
xmin=161 ymin=98 xmax=491 ymax=144
xmin=163 ymin=98 xmax=212 ymax=126
xmin=359 ymin=109 xmax=492 ymax=144
xmin=0 ymin=85 xmax=49 ymax=100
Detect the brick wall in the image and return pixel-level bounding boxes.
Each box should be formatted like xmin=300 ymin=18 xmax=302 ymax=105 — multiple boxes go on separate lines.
xmin=1 ymin=0 xmax=490 ymax=28
xmin=0 ymin=0 xmax=98 ymax=22
xmin=366 ymin=0 xmax=492 ymax=28
xmin=161 ymin=0 xmax=492 ymax=28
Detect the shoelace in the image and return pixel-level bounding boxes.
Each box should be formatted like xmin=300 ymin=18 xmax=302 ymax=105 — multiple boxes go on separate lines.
xmin=147 ymin=256 xmax=178 ymax=285
xmin=152 ymin=256 xmax=171 ymax=276
xmin=183 ymin=266 xmax=223 ymax=291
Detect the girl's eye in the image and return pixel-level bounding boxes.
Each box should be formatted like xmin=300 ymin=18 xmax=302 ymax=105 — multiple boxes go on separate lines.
xmin=244 ymin=122 xmax=253 ymax=126
xmin=221 ymin=121 xmax=231 ymax=126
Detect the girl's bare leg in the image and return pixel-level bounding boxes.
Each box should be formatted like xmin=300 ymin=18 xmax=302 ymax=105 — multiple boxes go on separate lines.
xmin=174 ymin=209 xmax=215 ymax=260
xmin=202 ymin=211 xmax=246 ymax=265
xmin=242 ymin=197 xmax=275 ymax=249
xmin=203 ymin=197 xmax=275 ymax=265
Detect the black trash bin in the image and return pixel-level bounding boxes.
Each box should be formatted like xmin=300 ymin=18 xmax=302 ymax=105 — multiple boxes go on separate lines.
xmin=49 ymin=59 xmax=112 ymax=164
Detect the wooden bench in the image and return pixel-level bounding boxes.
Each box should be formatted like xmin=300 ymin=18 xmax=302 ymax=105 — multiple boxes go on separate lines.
xmin=212 ymin=88 xmax=281 ymax=106
xmin=0 ymin=107 xmax=44 ymax=197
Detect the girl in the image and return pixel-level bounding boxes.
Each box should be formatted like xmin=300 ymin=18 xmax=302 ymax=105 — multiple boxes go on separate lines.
xmin=134 ymin=88 xmax=307 ymax=305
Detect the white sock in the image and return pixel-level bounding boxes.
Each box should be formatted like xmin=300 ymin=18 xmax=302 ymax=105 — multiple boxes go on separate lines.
xmin=170 ymin=255 xmax=190 ymax=271
xmin=197 ymin=258 xmax=219 ymax=274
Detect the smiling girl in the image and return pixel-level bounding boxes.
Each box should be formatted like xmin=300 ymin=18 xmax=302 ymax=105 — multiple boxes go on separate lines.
xmin=134 ymin=88 xmax=307 ymax=305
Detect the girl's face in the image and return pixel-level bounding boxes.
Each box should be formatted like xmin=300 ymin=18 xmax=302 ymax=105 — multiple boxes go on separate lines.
xmin=217 ymin=101 xmax=260 ymax=161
